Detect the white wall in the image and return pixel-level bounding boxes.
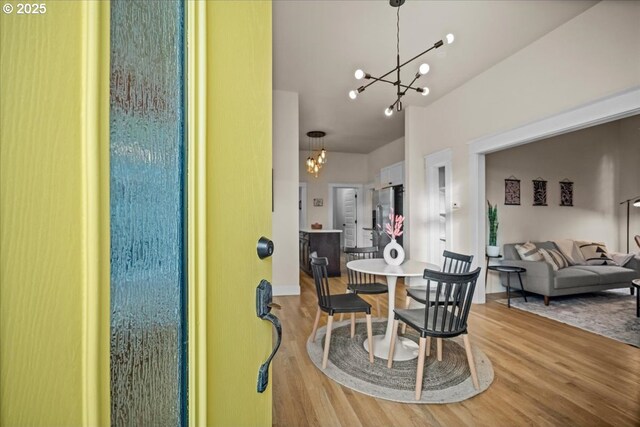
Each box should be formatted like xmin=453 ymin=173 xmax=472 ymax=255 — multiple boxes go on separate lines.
xmin=299 ymin=151 xmax=368 ymax=236
xmin=367 ymin=137 xmax=404 ymax=182
xmin=405 ymin=2 xmax=640 ymax=270
xmin=616 ymin=115 xmax=640 ymax=253
xmin=486 ymin=120 xmax=621 ymax=249
xmin=272 ymin=90 xmax=300 ymax=295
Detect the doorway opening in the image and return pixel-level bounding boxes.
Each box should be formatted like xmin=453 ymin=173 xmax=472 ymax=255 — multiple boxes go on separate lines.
xmin=327 ymin=183 xmax=364 ymax=249
xmin=469 ymin=87 xmax=640 ymax=303
xmin=425 ymin=149 xmax=453 ymax=266
xmin=299 ymin=182 xmax=307 ymax=230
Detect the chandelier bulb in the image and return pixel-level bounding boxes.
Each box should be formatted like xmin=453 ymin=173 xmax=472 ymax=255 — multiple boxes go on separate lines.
xmin=446 ymin=33 xmax=455 ymax=44
xmin=321 ymin=148 xmax=326 ymax=159
xmin=354 ymin=69 xmax=365 ymax=80
xmin=314 ymin=164 xmax=319 ymax=173
xmin=418 ymin=63 xmax=430 ymax=75
xmin=384 ymin=107 xmax=393 ymax=117
xmin=422 ymin=87 xmax=430 ymax=96
xmin=349 ymin=90 xmax=357 ymax=100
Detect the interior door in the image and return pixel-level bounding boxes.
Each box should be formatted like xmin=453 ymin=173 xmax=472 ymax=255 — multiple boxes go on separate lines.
xmin=342 ymin=188 xmax=358 ymax=248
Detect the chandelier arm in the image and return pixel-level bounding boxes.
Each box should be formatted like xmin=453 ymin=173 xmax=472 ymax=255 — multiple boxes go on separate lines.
xmin=358 ymin=40 xmax=443 ymax=92
xmin=400 ymin=74 xmax=420 ymax=96
xmin=389 ymin=93 xmax=405 ymax=110
xmin=399 ymin=41 xmax=443 ymax=69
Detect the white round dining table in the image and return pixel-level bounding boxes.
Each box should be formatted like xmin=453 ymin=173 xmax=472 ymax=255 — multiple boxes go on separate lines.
xmin=346 ymin=258 xmax=438 ymax=361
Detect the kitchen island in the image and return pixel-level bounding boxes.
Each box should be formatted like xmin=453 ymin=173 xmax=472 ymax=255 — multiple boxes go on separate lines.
xmin=299 ymin=229 xmax=342 ymax=277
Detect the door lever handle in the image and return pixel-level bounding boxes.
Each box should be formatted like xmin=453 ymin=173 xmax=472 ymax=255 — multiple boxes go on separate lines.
xmin=256 ymin=280 xmax=282 ymax=393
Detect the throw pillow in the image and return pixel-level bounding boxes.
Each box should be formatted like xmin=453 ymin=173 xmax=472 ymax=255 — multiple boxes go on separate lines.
xmin=576 ymin=241 xmax=618 ymax=266
xmin=539 ymin=248 xmax=569 ymax=271
xmin=553 ymin=239 xmax=586 ymax=265
xmin=515 ymin=242 xmax=544 ymax=262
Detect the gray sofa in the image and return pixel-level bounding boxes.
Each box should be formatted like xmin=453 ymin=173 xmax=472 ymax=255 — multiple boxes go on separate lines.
xmin=502 ymin=241 xmax=640 ymax=305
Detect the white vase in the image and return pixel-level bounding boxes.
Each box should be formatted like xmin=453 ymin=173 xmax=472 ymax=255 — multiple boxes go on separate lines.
xmin=486 ymin=245 xmax=500 ymax=257
xmin=383 ymin=239 xmax=405 ymax=266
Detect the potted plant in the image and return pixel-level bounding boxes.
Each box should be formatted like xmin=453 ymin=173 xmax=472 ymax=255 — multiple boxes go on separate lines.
xmin=487 ymin=201 xmax=500 ymax=257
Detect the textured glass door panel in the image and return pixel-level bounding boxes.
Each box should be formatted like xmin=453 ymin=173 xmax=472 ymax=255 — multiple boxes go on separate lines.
xmin=110 ymin=1 xmax=186 ymax=426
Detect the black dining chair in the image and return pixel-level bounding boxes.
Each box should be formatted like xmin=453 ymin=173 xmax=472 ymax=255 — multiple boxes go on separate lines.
xmin=310 ymin=256 xmax=374 ymax=369
xmin=388 ymin=267 xmax=482 ymax=400
xmin=344 ymin=246 xmax=388 ymax=317
xmin=402 ymin=250 xmax=474 ymax=355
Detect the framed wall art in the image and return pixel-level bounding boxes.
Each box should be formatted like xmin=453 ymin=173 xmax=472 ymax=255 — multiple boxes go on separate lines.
xmin=559 ymin=179 xmax=573 ymax=207
xmin=313 ymin=198 xmax=323 ymax=207
xmin=504 ymin=176 xmax=521 ymax=205
xmin=532 ymin=177 xmax=547 ymax=206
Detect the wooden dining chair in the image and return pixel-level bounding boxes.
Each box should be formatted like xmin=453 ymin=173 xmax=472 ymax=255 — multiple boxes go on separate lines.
xmin=388 ymin=267 xmax=482 ymax=400
xmin=402 ymin=250 xmax=474 ymax=354
xmin=344 ymin=246 xmax=388 ymax=317
xmin=310 ymin=256 xmax=374 ymax=369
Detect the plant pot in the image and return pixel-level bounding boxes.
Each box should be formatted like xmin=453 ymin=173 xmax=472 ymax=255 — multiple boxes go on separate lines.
xmin=383 ymin=239 xmax=405 ymax=266
xmin=486 ymin=245 xmax=500 ymax=257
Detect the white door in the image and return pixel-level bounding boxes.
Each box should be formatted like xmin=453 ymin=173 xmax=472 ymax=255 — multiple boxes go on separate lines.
xmin=342 ymin=188 xmax=357 ymax=248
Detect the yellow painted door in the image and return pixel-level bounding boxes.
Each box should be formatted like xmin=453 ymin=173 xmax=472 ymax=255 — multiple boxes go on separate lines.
xmin=1 ymin=1 xmax=273 ymax=425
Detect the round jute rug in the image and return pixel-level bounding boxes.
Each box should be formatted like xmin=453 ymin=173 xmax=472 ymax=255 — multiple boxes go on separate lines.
xmin=307 ymin=319 xmax=494 ymax=403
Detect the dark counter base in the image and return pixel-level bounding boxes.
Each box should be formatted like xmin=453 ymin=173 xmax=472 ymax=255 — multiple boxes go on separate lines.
xmin=299 ymin=231 xmax=341 ymax=277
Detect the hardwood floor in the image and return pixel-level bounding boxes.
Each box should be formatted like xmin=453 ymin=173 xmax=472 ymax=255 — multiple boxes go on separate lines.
xmin=272 ymin=271 xmax=640 ymax=426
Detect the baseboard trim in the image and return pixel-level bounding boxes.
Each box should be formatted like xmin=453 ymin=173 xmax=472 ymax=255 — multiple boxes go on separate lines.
xmin=273 ymin=284 xmax=301 ymax=296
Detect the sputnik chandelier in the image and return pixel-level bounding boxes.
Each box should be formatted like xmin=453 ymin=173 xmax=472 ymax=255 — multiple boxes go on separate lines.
xmin=348 ymin=0 xmax=454 ymax=117
xmin=305 ymin=131 xmax=327 ymax=178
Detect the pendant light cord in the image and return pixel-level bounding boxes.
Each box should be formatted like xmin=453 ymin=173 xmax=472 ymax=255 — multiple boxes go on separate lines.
xmin=396 ymin=6 xmax=400 ymax=60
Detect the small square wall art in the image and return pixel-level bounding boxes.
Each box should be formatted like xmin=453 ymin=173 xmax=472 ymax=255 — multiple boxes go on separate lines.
xmin=313 ymin=198 xmax=323 ymax=207
xmin=504 ymin=176 xmax=521 ymax=205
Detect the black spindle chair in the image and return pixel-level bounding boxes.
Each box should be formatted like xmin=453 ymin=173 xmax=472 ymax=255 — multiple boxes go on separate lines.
xmin=344 ymin=246 xmax=388 ymax=317
xmin=402 ymin=250 xmax=474 ymax=353
xmin=310 ymin=256 xmax=374 ymax=369
xmin=388 ymin=268 xmax=482 ymax=400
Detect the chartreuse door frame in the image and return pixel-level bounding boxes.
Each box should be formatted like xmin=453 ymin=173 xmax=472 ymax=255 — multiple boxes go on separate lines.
xmin=1 ymin=1 xmax=272 ymax=426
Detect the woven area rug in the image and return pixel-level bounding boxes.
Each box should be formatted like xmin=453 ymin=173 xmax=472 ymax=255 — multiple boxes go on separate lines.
xmin=307 ymin=320 xmax=493 ymax=404
xmin=497 ymin=290 xmax=640 ymax=347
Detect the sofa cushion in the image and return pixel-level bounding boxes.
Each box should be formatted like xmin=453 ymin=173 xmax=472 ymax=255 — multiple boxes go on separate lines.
xmin=515 ymin=242 xmax=544 ymax=261
xmin=539 ymin=248 xmax=569 ymax=271
xmin=554 ymin=267 xmax=600 ymax=289
xmin=571 ymin=265 xmax=638 ymax=284
xmin=576 ymin=241 xmax=618 ymax=266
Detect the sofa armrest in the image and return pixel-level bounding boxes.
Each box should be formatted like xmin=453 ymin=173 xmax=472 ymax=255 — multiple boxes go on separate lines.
xmin=496 ymin=260 xmax=554 ymax=296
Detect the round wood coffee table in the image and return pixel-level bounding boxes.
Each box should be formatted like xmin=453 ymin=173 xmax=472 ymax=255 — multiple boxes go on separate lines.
xmin=632 ymin=279 xmax=640 ymax=317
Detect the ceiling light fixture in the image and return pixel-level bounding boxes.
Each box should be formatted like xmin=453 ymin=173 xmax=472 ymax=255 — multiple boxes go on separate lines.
xmin=349 ymin=0 xmax=454 ymax=117
xmin=305 ymin=131 xmax=327 ymax=178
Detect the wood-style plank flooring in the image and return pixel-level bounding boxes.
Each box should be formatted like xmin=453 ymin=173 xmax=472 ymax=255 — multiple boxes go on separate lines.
xmin=272 ymin=271 xmax=640 ymax=426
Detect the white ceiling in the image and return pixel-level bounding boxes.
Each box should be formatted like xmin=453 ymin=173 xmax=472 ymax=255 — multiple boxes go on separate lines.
xmin=273 ymin=0 xmax=598 ymax=154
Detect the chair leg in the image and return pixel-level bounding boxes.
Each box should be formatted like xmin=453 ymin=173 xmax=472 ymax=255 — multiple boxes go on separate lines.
xmin=350 ymin=313 xmax=356 ymax=338
xmin=415 ymin=337 xmax=427 ymax=400
xmin=311 ymin=307 xmax=321 ymax=342
xmin=437 ymin=338 xmax=443 ymax=361
xmin=426 ymin=336 xmax=431 ymax=356
xmin=322 ymin=315 xmax=334 ymax=369
xmin=401 ymin=295 xmax=410 ymax=335
xmin=463 ymin=334 xmax=480 ymax=390
xmin=387 ymin=319 xmax=399 ymax=368
xmin=339 ymin=313 xmax=344 ymax=322
xmin=366 ymin=314 xmax=374 ymax=363
xmin=376 ymin=296 xmax=381 ymax=318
